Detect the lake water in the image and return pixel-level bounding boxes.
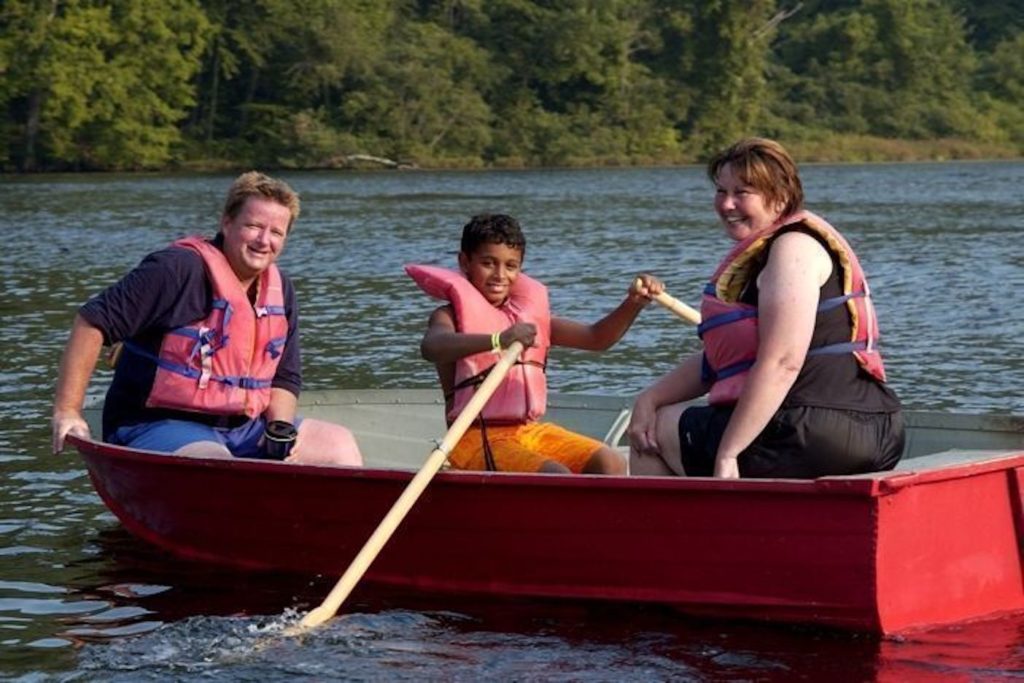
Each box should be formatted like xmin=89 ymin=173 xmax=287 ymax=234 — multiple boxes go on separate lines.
xmin=1 ymin=163 xmax=1022 ymax=680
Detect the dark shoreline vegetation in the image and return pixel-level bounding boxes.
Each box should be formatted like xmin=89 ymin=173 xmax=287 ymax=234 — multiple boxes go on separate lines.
xmin=171 ymin=136 xmax=1022 ymax=173
xmin=3 ymin=1 xmax=1022 ymax=173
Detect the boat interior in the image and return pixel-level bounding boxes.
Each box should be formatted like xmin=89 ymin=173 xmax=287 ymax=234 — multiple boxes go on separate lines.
xmin=83 ymin=389 xmax=1024 ymax=474
xmin=297 ymin=390 xmax=1024 ymax=474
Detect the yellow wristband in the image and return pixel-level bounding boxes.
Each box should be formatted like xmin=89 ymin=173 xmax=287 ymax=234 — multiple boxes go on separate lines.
xmin=491 ymin=331 xmax=502 ymax=354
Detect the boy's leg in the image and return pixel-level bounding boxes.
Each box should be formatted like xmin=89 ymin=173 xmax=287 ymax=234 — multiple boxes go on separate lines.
xmin=582 ymin=445 xmax=627 ymax=475
xmin=538 ymin=459 xmax=573 ymax=474
xmin=520 ymin=422 xmax=623 ymax=475
xmin=448 ymin=425 xmax=567 ymax=473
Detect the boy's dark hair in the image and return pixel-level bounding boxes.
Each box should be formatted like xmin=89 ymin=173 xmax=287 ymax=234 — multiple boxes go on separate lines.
xmin=460 ymin=214 xmax=526 ymax=256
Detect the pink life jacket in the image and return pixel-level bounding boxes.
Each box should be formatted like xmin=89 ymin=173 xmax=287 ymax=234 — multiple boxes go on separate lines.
xmin=699 ymin=211 xmax=887 ymax=406
xmin=131 ymin=236 xmax=289 ymax=418
xmin=406 ymin=264 xmax=550 ymax=424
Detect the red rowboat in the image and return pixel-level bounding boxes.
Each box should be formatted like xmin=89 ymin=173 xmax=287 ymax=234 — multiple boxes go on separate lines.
xmin=71 ymin=390 xmax=1024 ymax=634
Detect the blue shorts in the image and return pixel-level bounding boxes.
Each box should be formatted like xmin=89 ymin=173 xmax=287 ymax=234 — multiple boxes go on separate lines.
xmin=108 ymin=417 xmax=303 ymax=459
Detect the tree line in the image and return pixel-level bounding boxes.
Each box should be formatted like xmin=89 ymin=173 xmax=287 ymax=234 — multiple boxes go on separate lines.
xmin=2 ymin=0 xmax=1022 ymax=172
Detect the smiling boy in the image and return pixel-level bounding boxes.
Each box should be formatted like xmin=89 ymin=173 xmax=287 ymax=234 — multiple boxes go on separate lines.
xmin=407 ymin=213 xmax=660 ymax=474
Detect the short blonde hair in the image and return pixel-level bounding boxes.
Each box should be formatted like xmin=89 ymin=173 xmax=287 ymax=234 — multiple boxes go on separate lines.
xmin=707 ymin=138 xmax=804 ymax=218
xmin=223 ymin=171 xmax=301 ymax=230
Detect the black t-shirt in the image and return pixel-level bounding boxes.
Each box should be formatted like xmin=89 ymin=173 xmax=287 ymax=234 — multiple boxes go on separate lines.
xmin=741 ymin=226 xmax=901 ymax=413
xmin=79 ymin=239 xmax=302 ymax=437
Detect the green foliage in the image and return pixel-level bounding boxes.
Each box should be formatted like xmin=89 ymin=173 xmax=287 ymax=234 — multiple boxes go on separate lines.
xmin=685 ymin=0 xmax=778 ymax=158
xmin=191 ymin=0 xmax=394 ymax=144
xmin=2 ymin=0 xmax=1021 ymax=171
xmin=338 ymin=19 xmax=493 ymax=163
xmin=473 ymin=0 xmax=684 ymax=165
xmin=948 ymin=0 xmax=1024 ymax=51
xmin=974 ymin=32 xmax=1024 ymax=150
xmin=773 ymin=0 xmax=990 ymax=140
xmin=3 ymin=0 xmax=209 ymax=170
xmin=979 ymin=33 xmax=1024 ymax=103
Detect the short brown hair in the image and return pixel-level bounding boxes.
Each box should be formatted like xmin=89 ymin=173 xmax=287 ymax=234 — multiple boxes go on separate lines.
xmin=707 ymin=138 xmax=804 ymax=218
xmin=223 ymin=171 xmax=301 ymax=230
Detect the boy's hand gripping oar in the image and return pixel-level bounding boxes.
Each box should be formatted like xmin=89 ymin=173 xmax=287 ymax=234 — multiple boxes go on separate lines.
xmin=296 ymin=341 xmax=526 ymax=630
xmin=635 ymin=278 xmax=701 ymax=325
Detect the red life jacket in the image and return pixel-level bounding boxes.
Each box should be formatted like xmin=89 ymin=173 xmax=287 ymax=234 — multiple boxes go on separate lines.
xmin=406 ymin=264 xmax=550 ymax=424
xmin=127 ymin=236 xmax=289 ymax=418
xmin=699 ymin=211 xmax=887 ymax=406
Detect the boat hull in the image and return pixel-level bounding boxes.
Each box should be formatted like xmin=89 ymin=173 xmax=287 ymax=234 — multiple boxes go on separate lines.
xmin=73 ymin=435 xmax=1024 ymax=635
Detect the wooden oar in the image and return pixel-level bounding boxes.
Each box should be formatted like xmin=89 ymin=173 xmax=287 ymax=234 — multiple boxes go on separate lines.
xmin=297 ymin=341 xmax=526 ymax=630
xmin=636 ymin=278 xmax=701 ymax=325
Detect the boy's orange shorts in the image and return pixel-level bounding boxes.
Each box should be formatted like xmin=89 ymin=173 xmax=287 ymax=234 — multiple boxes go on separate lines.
xmin=446 ymin=421 xmax=604 ymax=473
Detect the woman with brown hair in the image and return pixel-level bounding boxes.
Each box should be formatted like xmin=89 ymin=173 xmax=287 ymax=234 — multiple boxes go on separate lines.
xmin=629 ymin=138 xmax=904 ymax=479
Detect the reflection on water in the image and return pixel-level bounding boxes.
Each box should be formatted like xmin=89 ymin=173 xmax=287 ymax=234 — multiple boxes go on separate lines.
xmin=67 ymin=589 xmax=1024 ymax=682
xmin=1 ymin=164 xmax=1022 ymax=678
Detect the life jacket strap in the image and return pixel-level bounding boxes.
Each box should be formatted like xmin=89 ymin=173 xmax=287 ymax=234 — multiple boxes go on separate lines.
xmin=704 ymin=339 xmax=878 ymax=383
xmin=698 ymin=292 xmax=867 ymax=339
xmin=697 ymin=309 xmax=756 ymax=339
xmin=123 ymin=341 xmax=274 ymax=391
xmin=816 ymin=291 xmax=864 ymax=313
xmin=266 ymin=336 xmax=287 ymax=360
xmin=197 ymin=326 xmax=213 ymax=389
xmin=446 ymin=358 xmax=547 ymax=398
xmin=255 ymin=304 xmax=287 ymax=318
xmin=479 ymin=416 xmax=498 ymax=472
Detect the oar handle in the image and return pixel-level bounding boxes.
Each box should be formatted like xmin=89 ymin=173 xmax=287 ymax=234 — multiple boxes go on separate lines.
xmin=299 ymin=341 xmax=525 ymax=629
xmin=652 ymin=292 xmax=701 ymax=325
xmin=635 ymin=278 xmax=701 ymax=325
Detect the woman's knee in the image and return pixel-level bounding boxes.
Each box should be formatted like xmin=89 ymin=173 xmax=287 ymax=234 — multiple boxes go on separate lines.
xmin=653 ymin=404 xmax=687 ymax=476
xmin=629 ymin=450 xmax=679 ymax=476
xmin=291 ymin=418 xmax=363 ymax=466
xmin=174 ymin=441 xmax=232 ymax=459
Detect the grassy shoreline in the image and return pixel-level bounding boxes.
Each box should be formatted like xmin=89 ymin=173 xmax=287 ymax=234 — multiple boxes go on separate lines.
xmin=10 ymin=136 xmax=1022 ymax=175
xmin=183 ymin=135 xmax=1022 ymax=172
